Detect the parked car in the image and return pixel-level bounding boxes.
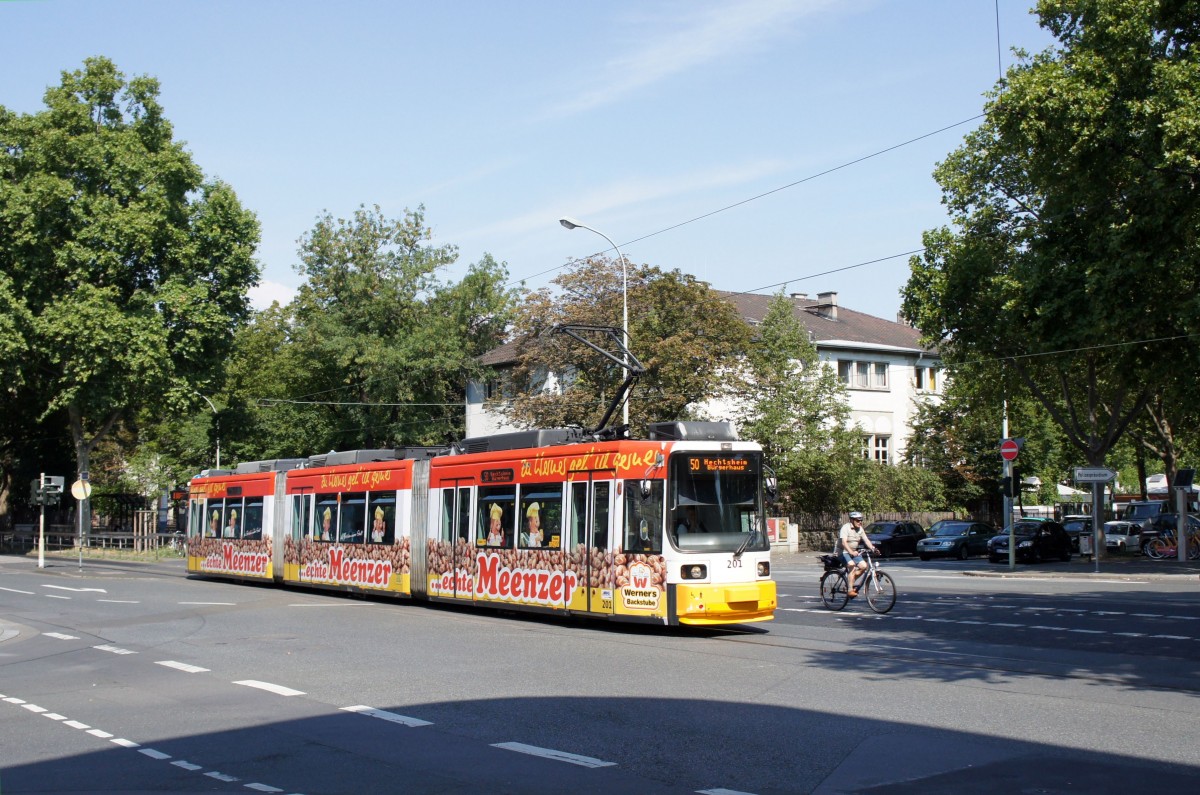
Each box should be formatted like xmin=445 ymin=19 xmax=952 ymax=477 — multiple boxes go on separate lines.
xmin=916 ymin=520 xmax=996 ymax=560
xmin=1122 ymin=500 xmax=1166 ymax=525
xmin=1103 ymin=521 xmax=1140 ymax=553
xmin=864 ymin=521 xmax=926 ymax=557
xmin=988 ymin=520 xmax=1073 ymax=563
xmin=1060 ymin=515 xmax=1093 ymax=552
xmin=1138 ymin=513 xmax=1200 ymax=554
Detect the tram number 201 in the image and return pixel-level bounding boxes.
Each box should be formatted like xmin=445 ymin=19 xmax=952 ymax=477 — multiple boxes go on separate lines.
xmin=727 ymin=559 xmax=742 ymax=568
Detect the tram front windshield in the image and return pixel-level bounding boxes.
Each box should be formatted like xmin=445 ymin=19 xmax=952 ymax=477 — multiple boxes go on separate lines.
xmin=668 ymin=451 xmax=767 ymax=552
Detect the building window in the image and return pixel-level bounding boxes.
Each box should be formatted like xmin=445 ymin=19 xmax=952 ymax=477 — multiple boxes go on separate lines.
xmin=839 ymin=360 xmax=889 ymax=391
xmin=861 ymin=434 xmax=891 ymax=464
xmin=915 ymin=366 xmax=939 ymax=392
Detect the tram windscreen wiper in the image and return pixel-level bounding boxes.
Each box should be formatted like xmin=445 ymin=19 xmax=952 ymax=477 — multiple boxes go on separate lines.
xmin=733 ymin=529 xmax=758 ymax=559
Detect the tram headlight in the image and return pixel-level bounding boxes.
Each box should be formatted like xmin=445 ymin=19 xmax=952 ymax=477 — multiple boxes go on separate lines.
xmin=757 ymin=561 xmax=770 ymax=577
xmin=681 ymin=564 xmax=707 ymax=580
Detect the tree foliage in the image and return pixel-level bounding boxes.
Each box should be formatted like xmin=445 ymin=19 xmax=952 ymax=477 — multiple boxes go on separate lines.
xmin=501 ymin=257 xmax=750 ymax=436
xmin=902 ymin=0 xmax=1200 ymax=473
xmin=0 ymin=57 xmax=260 ymax=502
xmin=244 ymin=205 xmax=517 ymax=454
xmin=733 ymin=291 xmax=860 ymax=513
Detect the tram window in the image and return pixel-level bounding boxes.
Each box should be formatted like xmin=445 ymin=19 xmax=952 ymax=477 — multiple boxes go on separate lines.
xmin=205 ymin=503 xmax=222 ymax=538
xmin=222 ymin=500 xmax=243 ymax=539
xmin=368 ymin=494 xmax=396 ymax=544
xmin=440 ymin=490 xmax=454 ymax=543
xmin=478 ymin=486 xmax=515 ymax=548
xmin=457 ymin=487 xmax=471 ymax=543
xmin=292 ymin=494 xmax=312 ymax=541
xmin=520 ymin=486 xmax=560 ymax=549
xmin=624 ymin=480 xmax=663 ymax=554
xmin=569 ymin=482 xmax=587 ymax=551
xmin=315 ymin=496 xmax=339 ymax=542
xmin=341 ymin=494 xmax=366 ymax=544
xmin=242 ymin=498 xmax=264 ymax=540
xmin=592 ymin=482 xmax=610 ymax=550
xmin=189 ymin=501 xmax=205 ymax=538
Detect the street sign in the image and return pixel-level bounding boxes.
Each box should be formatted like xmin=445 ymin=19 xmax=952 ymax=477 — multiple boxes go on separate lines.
xmin=71 ymin=479 xmax=92 ymax=500
xmin=1000 ymin=439 xmax=1020 ymax=461
xmin=1073 ymin=467 xmax=1116 ymax=483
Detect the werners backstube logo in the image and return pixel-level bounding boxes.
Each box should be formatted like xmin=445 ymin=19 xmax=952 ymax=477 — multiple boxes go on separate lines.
xmin=621 ymin=561 xmax=660 ymax=611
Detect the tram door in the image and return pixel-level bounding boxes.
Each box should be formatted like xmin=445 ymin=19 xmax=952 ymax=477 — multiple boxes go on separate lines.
xmin=569 ymin=476 xmax=614 ymax=615
xmin=447 ymin=485 xmax=473 ymax=598
xmin=292 ymin=489 xmax=313 ymax=582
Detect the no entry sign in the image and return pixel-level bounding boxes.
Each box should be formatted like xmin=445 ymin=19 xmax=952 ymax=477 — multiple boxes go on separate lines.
xmin=1000 ymin=439 xmax=1020 ymax=461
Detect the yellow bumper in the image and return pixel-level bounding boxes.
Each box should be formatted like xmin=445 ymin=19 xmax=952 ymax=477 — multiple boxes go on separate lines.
xmin=676 ymin=580 xmax=777 ymax=625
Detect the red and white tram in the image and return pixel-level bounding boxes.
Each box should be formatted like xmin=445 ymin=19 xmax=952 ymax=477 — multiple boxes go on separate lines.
xmin=186 ymin=422 xmax=776 ymax=626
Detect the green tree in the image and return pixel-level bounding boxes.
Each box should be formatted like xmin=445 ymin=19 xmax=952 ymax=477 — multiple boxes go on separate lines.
xmin=278 ymin=205 xmax=515 ymax=452
xmin=734 ymin=291 xmax=858 ymax=513
xmin=903 ymin=0 xmax=1200 ymax=474
xmin=502 ymin=257 xmax=750 ymax=436
xmin=0 ymin=57 xmax=259 ymax=507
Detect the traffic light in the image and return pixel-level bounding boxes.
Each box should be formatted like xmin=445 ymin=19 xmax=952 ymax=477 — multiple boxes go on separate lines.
xmin=29 ymin=476 xmax=65 ymax=506
xmin=999 ymin=473 xmax=1020 ymax=498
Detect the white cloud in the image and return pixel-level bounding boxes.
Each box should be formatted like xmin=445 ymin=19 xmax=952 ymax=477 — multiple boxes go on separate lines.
xmin=545 ymin=0 xmax=837 ymax=118
xmin=248 ymin=279 xmax=297 ymax=311
xmin=454 ymin=158 xmax=792 ymax=248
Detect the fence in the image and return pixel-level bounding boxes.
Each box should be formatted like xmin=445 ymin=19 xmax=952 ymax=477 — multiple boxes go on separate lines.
xmin=777 ymin=510 xmax=959 ymax=553
xmin=0 ymin=522 xmax=184 ymax=555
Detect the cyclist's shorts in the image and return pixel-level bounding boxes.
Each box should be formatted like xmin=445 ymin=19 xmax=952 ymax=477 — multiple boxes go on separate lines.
xmin=841 ymin=551 xmax=863 ymax=567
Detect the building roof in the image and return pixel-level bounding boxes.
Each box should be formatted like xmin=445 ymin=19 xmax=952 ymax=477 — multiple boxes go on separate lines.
xmin=719 ymin=291 xmax=933 ymax=353
xmin=477 ymin=291 xmax=935 ymax=367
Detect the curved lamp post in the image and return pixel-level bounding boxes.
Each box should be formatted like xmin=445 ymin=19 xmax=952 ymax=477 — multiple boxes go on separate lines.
xmin=196 ymin=392 xmax=220 ymax=469
xmin=559 ymin=217 xmax=630 ymax=429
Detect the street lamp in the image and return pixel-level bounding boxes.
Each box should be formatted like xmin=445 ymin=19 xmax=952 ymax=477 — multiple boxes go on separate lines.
xmin=559 ymin=216 xmax=631 ymax=430
xmin=196 ymin=392 xmax=220 ymax=469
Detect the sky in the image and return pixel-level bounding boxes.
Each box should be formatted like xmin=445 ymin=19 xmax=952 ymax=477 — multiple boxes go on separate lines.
xmin=2 ymin=0 xmax=1057 ymax=322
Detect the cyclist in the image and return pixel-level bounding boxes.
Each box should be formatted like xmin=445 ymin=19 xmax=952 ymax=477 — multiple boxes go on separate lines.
xmin=837 ymin=511 xmax=877 ymax=597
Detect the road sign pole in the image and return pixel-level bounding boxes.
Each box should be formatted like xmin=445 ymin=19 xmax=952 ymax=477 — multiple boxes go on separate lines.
xmin=1092 ymin=482 xmax=1102 ymax=573
xmin=38 ymin=472 xmax=46 ymax=569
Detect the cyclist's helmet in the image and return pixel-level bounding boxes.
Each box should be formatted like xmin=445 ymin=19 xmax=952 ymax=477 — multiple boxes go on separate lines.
xmin=849 ymin=511 xmax=863 ymax=520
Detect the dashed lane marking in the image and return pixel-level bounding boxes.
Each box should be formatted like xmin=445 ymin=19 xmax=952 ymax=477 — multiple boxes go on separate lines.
xmin=491 ymin=741 xmax=616 ymax=768
xmin=341 ymin=704 xmax=432 ymax=727
xmin=233 ymin=680 xmax=306 ymax=697
xmin=156 ymin=660 xmax=210 ymax=673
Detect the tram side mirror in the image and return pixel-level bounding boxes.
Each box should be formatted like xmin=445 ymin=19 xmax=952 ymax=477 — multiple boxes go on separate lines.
xmin=764 ymin=466 xmax=779 ymax=503
xmin=640 ymin=480 xmax=652 ymax=500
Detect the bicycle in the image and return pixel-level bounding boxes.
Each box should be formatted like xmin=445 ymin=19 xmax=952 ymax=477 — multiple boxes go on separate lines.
xmin=1145 ymin=530 xmax=1200 ymax=560
xmin=819 ymin=548 xmax=896 ymax=614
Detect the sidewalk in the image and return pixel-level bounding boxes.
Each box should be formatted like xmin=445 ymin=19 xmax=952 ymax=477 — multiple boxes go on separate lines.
xmin=771 ymin=548 xmax=1200 ymax=580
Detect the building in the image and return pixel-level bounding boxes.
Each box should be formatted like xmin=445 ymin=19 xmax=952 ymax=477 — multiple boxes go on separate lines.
xmin=466 ymin=291 xmax=941 ymax=463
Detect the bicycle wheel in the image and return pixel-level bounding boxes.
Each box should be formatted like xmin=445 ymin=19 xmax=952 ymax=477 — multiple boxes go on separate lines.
xmin=1146 ymin=538 xmax=1167 ymax=559
xmin=820 ymin=571 xmax=850 ymax=611
xmin=865 ymin=571 xmax=897 ymax=614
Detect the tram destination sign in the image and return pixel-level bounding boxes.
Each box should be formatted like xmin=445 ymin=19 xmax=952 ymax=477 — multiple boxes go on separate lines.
xmin=1073 ymin=467 xmax=1116 ymax=483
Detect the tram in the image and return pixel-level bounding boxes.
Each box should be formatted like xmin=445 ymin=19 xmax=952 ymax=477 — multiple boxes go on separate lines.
xmin=186 ymin=421 xmax=777 ymax=626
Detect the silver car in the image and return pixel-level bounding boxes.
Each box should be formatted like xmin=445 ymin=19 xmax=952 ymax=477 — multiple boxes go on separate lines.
xmin=1104 ymin=520 xmax=1138 ymax=552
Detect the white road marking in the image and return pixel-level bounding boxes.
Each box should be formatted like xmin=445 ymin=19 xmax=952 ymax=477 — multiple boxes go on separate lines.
xmin=97 ymin=599 xmax=140 ymax=604
xmin=179 ymin=601 xmax=236 ymax=606
xmin=0 ymin=586 xmax=35 ymax=595
xmin=245 ymin=784 xmax=284 ymax=792
xmin=341 ymin=704 xmax=432 ymax=727
xmin=46 ymin=595 xmax=71 ymax=600
xmin=64 ymin=720 xmax=90 ymax=729
xmin=22 ymin=703 xmax=47 ymax=713
xmin=44 ymin=632 xmax=79 ymax=640
xmin=43 ymin=585 xmax=107 ymax=593
xmin=44 ymin=713 xmax=67 ymax=721
xmin=139 ymin=748 xmax=172 ymax=760
xmin=492 ymin=741 xmax=616 ymax=768
xmin=87 ymin=728 xmax=113 ymax=738
xmin=110 ymin=738 xmax=140 ymax=748
xmin=172 ymin=761 xmax=203 ymax=771
xmin=156 ymin=660 xmax=210 ymax=673
xmin=94 ymin=644 xmax=136 ymax=655
xmin=233 ymin=680 xmax=306 ymax=697
xmin=204 ymin=771 xmax=239 ymax=782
